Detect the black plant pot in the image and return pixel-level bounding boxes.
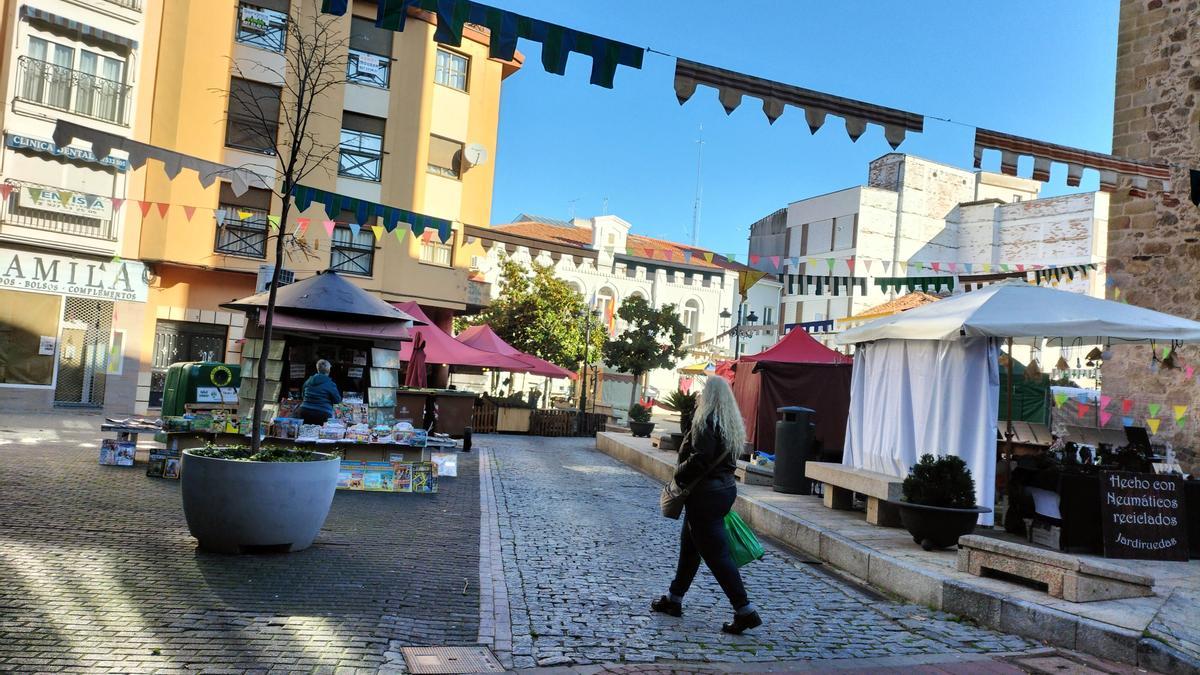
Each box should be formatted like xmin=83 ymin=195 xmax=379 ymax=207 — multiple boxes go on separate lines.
xmin=629 ymin=421 xmax=655 ymax=438
xmin=891 ymin=501 xmax=992 ymax=551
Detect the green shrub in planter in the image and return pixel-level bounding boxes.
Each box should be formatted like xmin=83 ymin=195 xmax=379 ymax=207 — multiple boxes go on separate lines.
xmin=661 ymin=390 xmax=698 ymax=430
xmin=901 ymin=454 xmax=976 ymax=508
xmin=628 ymin=403 xmax=652 ymax=424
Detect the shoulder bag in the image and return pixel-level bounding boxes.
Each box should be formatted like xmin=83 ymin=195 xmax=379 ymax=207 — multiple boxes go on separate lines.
xmin=659 ymin=431 xmax=731 ymax=519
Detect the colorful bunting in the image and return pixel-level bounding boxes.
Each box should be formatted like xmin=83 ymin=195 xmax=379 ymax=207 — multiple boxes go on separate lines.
xmin=291 ymin=184 xmax=453 ymax=243
xmin=702 ymin=252 xmax=714 ymax=263
xmin=1174 ymin=405 xmax=1188 ymax=423
xmin=371 ymin=225 xmax=384 ymax=241
xmin=1147 ymin=418 xmax=1161 ymax=435
xmin=1100 ymin=411 xmax=1112 ymax=427
xmin=111 ymin=197 xmax=124 ymax=212
xmin=182 ymin=205 xmax=197 ymax=221
xmin=348 ymin=222 xmax=361 ymax=237
xmin=296 ymin=217 xmax=310 ymax=235
xmin=1148 ymin=403 xmax=1162 ymax=419
xmin=1122 ymin=416 xmax=1134 ymax=427
xmin=393 ymin=227 xmax=407 ymax=244
xmin=1100 ymin=395 xmax=1111 ymax=410
xmin=1054 ymin=393 xmax=1069 ymax=408
xmin=267 ymin=215 xmax=281 ymax=230
xmin=1121 ymin=399 xmax=1133 ymax=414
xmin=215 ymin=209 xmax=228 ymax=226
xmin=1076 ymin=401 xmax=1088 ymax=419
xmin=137 ymin=200 xmax=153 ymax=217
xmin=0 ymin=184 xmax=11 ymax=201
xmin=156 ymin=202 xmax=170 ymax=218
xmin=322 ymin=220 xmax=336 ymax=237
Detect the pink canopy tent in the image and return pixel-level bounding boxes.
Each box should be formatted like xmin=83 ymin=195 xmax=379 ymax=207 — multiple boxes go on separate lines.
xmin=393 ymin=302 xmax=532 ymax=370
xmin=456 ymin=325 xmax=578 ymax=380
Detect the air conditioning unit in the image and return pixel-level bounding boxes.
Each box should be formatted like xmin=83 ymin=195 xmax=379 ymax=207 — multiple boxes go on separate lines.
xmin=256 ymin=265 xmax=295 ymax=293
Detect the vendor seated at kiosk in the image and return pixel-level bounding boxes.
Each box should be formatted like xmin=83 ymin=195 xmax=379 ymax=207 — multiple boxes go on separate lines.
xmin=297 ymin=359 xmax=342 ymax=425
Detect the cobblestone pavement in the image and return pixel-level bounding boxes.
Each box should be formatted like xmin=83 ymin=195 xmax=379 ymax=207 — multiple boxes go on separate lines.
xmin=481 ymin=435 xmax=1035 ymax=671
xmin=0 ymin=413 xmax=481 ymax=673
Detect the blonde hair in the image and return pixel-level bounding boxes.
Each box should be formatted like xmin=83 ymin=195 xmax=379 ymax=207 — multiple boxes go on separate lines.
xmin=690 ymin=376 xmax=745 ymax=454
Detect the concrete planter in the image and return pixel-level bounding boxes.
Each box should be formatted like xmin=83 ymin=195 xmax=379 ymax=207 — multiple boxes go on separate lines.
xmin=629 ymin=421 xmax=655 ymax=438
xmin=181 ymin=449 xmax=339 ymax=554
xmin=891 ymin=500 xmax=992 ymax=551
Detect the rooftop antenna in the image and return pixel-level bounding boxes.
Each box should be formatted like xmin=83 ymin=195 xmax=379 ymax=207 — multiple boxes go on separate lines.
xmin=568 ymin=197 xmax=580 ymax=220
xmin=691 ymin=124 xmax=704 ymax=247
xmin=602 ymin=196 xmax=609 ymax=215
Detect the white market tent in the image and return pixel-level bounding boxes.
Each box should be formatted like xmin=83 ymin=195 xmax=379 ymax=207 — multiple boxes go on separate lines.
xmin=836 ymin=280 xmax=1200 ymax=526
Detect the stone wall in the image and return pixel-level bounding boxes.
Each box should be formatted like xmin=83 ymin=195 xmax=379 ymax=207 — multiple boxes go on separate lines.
xmin=1105 ymin=0 xmax=1200 ymax=470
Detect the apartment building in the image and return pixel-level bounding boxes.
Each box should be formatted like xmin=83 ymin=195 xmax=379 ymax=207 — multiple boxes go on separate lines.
xmin=0 ymin=0 xmax=150 ymax=412
xmin=467 ymin=214 xmax=782 ymax=409
xmin=131 ymin=0 xmax=519 ymax=413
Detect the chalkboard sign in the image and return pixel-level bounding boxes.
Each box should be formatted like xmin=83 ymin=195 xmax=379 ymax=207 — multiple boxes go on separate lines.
xmin=1100 ymin=471 xmax=1189 ymax=561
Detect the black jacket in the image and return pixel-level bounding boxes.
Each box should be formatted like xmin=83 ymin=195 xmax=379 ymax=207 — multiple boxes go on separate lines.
xmin=673 ymin=413 xmax=737 ymax=494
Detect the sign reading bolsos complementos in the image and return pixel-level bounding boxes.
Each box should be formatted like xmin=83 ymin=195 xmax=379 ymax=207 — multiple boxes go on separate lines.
xmin=4 ymin=133 xmax=130 ymax=172
xmin=0 ymin=248 xmax=148 ymax=302
xmin=1100 ymin=471 xmax=1189 ymax=561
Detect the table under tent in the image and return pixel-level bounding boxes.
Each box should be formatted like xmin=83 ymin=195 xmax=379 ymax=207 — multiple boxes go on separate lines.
xmin=837 ymin=279 xmax=1200 ymax=527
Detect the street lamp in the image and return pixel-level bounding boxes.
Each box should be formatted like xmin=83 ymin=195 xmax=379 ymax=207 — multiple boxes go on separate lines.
xmin=724 ymin=306 xmax=758 ymax=359
xmin=579 ymin=308 xmax=599 ymax=414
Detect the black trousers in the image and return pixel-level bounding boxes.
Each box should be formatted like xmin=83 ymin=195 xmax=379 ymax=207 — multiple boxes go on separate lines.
xmin=668 ymin=483 xmax=749 ymax=610
xmin=298 ymin=407 xmax=330 ymax=425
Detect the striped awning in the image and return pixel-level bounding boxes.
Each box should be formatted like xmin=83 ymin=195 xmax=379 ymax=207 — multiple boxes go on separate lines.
xmin=20 ymin=5 xmax=139 ymax=51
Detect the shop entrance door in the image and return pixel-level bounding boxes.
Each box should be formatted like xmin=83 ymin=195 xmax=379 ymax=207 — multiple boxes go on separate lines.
xmin=149 ymin=320 xmax=228 ymax=408
xmin=53 ymin=298 xmax=113 ymax=407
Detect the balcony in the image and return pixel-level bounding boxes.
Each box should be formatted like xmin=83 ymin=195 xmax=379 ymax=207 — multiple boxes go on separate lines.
xmin=1 ymin=180 xmax=118 ymax=242
xmin=16 ymin=56 xmax=132 ymax=126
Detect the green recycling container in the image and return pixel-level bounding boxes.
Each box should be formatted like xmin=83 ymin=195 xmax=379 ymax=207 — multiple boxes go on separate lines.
xmin=160 ymin=361 xmax=241 ymax=416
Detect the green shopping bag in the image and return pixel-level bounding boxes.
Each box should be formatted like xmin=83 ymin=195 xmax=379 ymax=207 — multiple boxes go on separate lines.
xmin=724 ymin=511 xmax=764 ymax=567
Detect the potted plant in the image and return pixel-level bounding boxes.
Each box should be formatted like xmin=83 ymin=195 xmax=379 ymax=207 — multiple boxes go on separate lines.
xmin=181 ymin=445 xmax=339 ymax=554
xmin=661 ymin=389 xmax=698 ymax=435
xmin=890 ymin=454 xmax=991 ymax=551
xmin=628 ymin=403 xmax=655 ymax=438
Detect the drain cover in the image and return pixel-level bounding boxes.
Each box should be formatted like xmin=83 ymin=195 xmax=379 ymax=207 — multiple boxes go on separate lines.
xmin=401 ymin=646 xmax=504 ymax=674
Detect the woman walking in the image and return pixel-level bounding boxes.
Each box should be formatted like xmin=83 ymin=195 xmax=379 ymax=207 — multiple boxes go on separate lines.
xmin=652 ymin=376 xmax=761 ymax=634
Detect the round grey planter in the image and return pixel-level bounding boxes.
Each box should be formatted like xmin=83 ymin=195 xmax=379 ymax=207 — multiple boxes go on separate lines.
xmin=181 ymin=449 xmax=339 ymax=554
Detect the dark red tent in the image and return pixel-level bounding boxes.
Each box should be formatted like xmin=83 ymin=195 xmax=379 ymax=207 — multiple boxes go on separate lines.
xmin=733 ymin=328 xmax=852 ymax=457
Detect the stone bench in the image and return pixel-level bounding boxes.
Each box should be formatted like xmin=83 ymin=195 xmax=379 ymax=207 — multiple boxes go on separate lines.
xmin=957 ymin=535 xmax=1155 ymax=603
xmin=735 ymin=460 xmax=773 ymax=487
xmin=804 ymin=461 xmax=903 ymax=526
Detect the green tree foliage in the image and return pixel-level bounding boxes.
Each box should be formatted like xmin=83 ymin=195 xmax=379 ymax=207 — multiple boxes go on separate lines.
xmin=602 ymin=295 xmax=688 ymax=409
xmin=458 ymin=258 xmax=606 ymax=370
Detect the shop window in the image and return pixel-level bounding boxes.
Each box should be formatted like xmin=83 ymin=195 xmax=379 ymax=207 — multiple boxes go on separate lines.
xmin=236 ymin=0 xmax=289 ymax=53
xmin=420 ymin=236 xmax=453 ymax=267
xmin=226 ymin=77 xmax=281 ymax=154
xmin=215 ymin=184 xmax=273 ymax=258
xmin=434 ymin=49 xmax=468 ymax=91
xmin=149 ymin=320 xmax=228 ymax=408
xmin=347 ymin=16 xmax=391 ymax=88
xmin=19 ymin=37 xmax=130 ymax=125
xmin=339 ymin=112 xmax=385 ymax=182
xmin=427 ymin=135 xmax=462 ymax=179
xmin=331 ymin=225 xmax=375 ymax=276
xmin=0 ymin=288 xmax=62 ymax=386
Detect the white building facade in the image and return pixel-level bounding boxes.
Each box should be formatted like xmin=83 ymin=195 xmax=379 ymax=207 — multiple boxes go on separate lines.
xmin=0 ymin=0 xmax=150 ymax=412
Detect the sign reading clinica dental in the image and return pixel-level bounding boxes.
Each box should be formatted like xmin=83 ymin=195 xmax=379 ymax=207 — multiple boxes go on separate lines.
xmin=4 ymin=133 xmax=130 ymax=172
xmin=1100 ymin=471 xmax=1189 ymax=561
xmin=0 ymin=248 xmax=148 ymax=302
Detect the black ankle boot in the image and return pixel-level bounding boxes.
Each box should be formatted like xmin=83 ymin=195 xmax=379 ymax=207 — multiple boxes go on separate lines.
xmin=650 ymin=595 xmax=682 ymax=617
xmin=721 ymin=610 xmax=762 ymax=634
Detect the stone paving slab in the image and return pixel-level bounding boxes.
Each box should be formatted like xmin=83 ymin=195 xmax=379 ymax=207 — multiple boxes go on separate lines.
xmin=594 ymin=432 xmax=1200 ymax=674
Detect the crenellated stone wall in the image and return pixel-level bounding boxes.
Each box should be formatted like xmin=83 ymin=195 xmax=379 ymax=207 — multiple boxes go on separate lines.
xmin=1104 ymin=0 xmax=1200 ymax=470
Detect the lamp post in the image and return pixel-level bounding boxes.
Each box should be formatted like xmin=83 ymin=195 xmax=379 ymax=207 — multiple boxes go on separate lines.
xmin=579 ymin=308 xmax=598 ymax=414
xmin=722 ymin=306 xmax=758 ymax=359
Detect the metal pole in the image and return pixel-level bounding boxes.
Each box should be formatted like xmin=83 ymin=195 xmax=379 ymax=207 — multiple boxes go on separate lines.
xmin=580 ymin=312 xmax=590 ymax=414
xmin=1005 ymin=337 xmax=1015 ymax=455
xmin=735 ymin=304 xmax=743 ymax=359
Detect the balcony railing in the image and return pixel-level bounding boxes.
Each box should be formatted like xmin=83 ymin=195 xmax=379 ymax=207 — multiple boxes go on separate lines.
xmin=103 ymin=0 xmax=143 ymax=10
xmin=16 ymin=56 xmax=131 ymax=126
xmin=1 ymin=180 xmax=119 ymax=242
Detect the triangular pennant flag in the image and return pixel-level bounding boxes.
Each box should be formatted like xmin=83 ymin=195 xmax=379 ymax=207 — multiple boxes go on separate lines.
xmin=1000 ymin=264 xmax=1010 ymax=272
xmin=26 ymin=187 xmax=43 ymax=202
xmin=372 ymin=225 xmax=384 ymax=241
xmin=182 ymin=205 xmax=197 ymax=221
xmin=981 ymin=263 xmax=990 ymax=273
xmin=1147 ymin=418 xmax=1161 ymax=435
xmin=702 ymin=252 xmax=714 ymax=263
xmin=111 ymin=197 xmax=124 ymax=212
xmin=393 ymin=228 xmax=407 ymax=244
xmin=1054 ymin=393 xmax=1069 ymax=408
xmin=422 ymin=229 xmax=435 ymax=243
xmin=931 ymin=262 xmax=941 ymax=272
xmin=683 ymin=250 xmax=693 ymax=263
xmin=881 ymin=260 xmax=891 ymax=274
xmin=1187 ymin=365 xmax=1195 ymax=380
xmin=1174 ymin=405 xmax=1188 ymax=423
xmin=769 ymin=255 xmax=780 ymax=269
xmin=749 ymin=254 xmax=760 ymax=265
xmin=157 ymin=203 xmax=170 ymax=218
xmin=348 ymin=222 xmax=361 ymax=237
xmin=1016 ymin=264 xmax=1026 ymax=272
xmin=1100 ymin=395 xmax=1112 ymax=410
xmin=963 ymin=263 xmax=973 ymax=274
xmin=826 ymin=258 xmax=835 ymax=273
xmin=1148 ymin=403 xmax=1162 ymax=418
xmin=897 ymin=261 xmax=906 ymax=274
xmin=138 ymin=201 xmax=153 ymax=217
xmin=0 ymin=184 xmax=11 ymax=201
xmin=215 ymin=209 xmax=228 ymax=226
xmin=1076 ymin=401 xmax=1088 ymax=418
xmin=296 ymin=217 xmax=310 ymax=235
xmin=1162 ymin=346 xmax=1172 ymax=360
xmin=1121 ymin=399 xmax=1133 ymax=414
xmin=1122 ymin=416 xmax=1134 ymax=427
xmin=845 ymin=258 xmax=855 ymax=275
xmin=323 ymin=220 xmax=336 ymax=237
xmin=238 ymin=209 xmax=254 ymax=220
xmin=862 ymin=259 xmax=873 ymax=275
xmin=267 ymin=215 xmax=281 ymax=230
xmin=1100 ymin=411 xmax=1112 ymax=427
xmin=947 ymin=262 xmax=957 ymax=274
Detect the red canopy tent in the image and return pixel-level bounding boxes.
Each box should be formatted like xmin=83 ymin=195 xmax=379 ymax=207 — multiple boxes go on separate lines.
xmin=733 ymin=328 xmax=853 ymax=457
xmin=455 ymin=325 xmax=577 ymax=379
xmin=393 ymin=302 xmax=532 ymax=371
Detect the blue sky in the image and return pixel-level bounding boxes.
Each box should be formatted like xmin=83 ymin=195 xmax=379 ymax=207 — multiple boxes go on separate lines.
xmin=486 ymin=1 xmax=1119 ymax=259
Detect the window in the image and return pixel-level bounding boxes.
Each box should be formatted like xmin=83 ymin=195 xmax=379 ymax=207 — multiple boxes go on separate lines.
xmin=1013 ymin=194 xmax=1023 ymax=203
xmin=435 ymin=49 xmax=468 ymax=91
xmin=236 ymin=0 xmax=289 ymax=52
xmin=150 ymin=321 xmax=228 ymax=407
xmin=348 ymin=17 xmax=391 ymax=87
xmin=226 ymin=78 xmax=281 ymax=153
xmin=763 ymin=306 xmax=773 ymax=326
xmin=682 ymin=299 xmax=700 ymax=344
xmin=339 ymin=112 xmax=385 ymax=182
xmin=215 ymin=184 xmax=272 ymax=258
xmin=0 ymin=288 xmax=62 ymax=386
xmin=331 ymin=225 xmax=376 ymax=276
xmin=420 ymin=235 xmax=453 ymax=267
xmin=20 ymin=37 xmax=131 ymax=125
xmin=427 ymin=135 xmax=462 ymax=179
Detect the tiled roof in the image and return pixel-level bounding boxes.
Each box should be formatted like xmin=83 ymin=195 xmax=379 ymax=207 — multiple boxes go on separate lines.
xmin=490 ymin=220 xmax=749 ymax=272
xmin=845 ymin=291 xmax=943 ymax=321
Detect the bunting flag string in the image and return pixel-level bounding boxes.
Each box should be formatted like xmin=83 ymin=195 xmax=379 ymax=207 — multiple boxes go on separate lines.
xmin=874 ymin=276 xmax=955 ymax=294
xmin=673 ymin=59 xmax=923 ymax=148
xmin=321 ymin=0 xmax=644 ymax=88
xmin=291 ymin=184 xmax=453 ymax=243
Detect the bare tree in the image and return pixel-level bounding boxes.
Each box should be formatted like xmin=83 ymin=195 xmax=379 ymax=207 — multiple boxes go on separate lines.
xmin=224 ymin=8 xmax=349 ymax=451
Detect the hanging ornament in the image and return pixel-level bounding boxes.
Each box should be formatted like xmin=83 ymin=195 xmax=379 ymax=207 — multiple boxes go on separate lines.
xmin=1055 ymin=355 xmax=1070 ymax=372
xmin=1025 ymin=358 xmax=1042 ymax=381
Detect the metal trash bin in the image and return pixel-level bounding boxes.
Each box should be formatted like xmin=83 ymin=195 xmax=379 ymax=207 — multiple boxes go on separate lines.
xmin=773 ymin=406 xmax=816 ymax=494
